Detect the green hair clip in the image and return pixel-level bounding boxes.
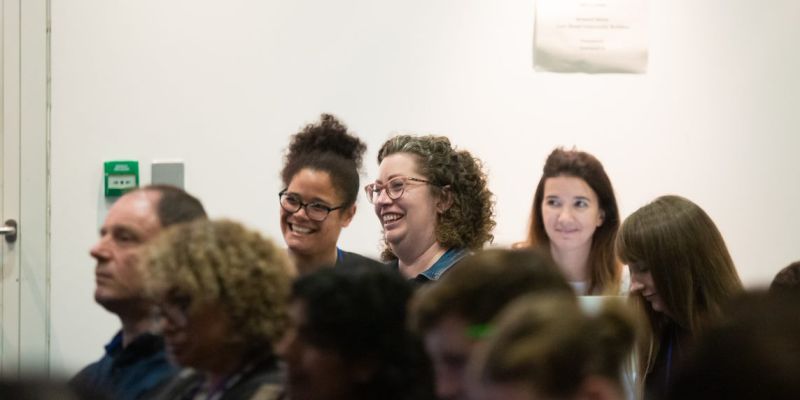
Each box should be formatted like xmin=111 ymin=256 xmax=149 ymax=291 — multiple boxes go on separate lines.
xmin=467 ymin=324 xmax=492 ymax=339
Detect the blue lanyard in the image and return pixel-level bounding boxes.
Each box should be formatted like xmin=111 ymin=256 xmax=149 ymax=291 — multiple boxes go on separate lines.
xmin=336 ymin=247 xmax=344 ymax=263
xmin=665 ymin=331 xmax=675 ymax=386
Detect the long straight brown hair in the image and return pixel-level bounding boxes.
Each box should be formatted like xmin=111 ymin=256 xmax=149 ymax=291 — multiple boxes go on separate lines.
xmin=525 ymin=148 xmax=621 ymax=294
xmin=616 ymin=195 xmax=743 ymax=382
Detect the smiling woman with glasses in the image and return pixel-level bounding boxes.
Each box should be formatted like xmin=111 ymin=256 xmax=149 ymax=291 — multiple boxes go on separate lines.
xmin=279 ymin=114 xmax=384 ymax=275
xmin=369 ymin=135 xmax=495 ymax=283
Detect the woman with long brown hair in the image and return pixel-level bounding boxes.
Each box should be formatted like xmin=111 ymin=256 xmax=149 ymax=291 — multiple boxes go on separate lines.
xmin=520 ymin=148 xmax=622 ymax=295
xmin=617 ymin=195 xmax=743 ymax=399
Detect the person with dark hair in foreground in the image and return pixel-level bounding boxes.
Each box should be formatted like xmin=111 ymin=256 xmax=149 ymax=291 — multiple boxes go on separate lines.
xmin=411 ymin=248 xmax=574 ymax=400
xmin=72 ymin=185 xmax=206 ymax=400
xmin=770 ymin=260 xmax=800 ymax=294
xmin=278 ymin=266 xmax=435 ymax=400
xmin=668 ymin=291 xmax=800 ymax=400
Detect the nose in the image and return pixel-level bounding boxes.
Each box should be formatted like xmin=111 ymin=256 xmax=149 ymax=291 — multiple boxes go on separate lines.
xmin=90 ymin=236 xmax=110 ymax=263
xmin=629 ymin=273 xmax=644 ymax=293
xmin=557 ymin=206 xmax=574 ymax=222
xmin=373 ymin=187 xmax=393 ymax=206
xmin=276 ymin=328 xmax=297 ymax=360
xmin=286 ymin=204 xmax=311 ymax=222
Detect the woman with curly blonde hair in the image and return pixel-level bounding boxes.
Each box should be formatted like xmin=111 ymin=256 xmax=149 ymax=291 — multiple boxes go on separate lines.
xmin=365 ymin=135 xmax=495 ymax=282
xmin=142 ymin=219 xmax=294 ymax=400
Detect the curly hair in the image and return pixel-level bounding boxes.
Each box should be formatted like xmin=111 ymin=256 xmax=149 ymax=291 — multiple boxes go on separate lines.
xmin=281 ymin=114 xmax=367 ymax=207
xmin=377 ymin=135 xmax=495 ymax=259
xmin=142 ymin=219 xmax=293 ymax=354
xmin=525 ymin=147 xmax=621 ymax=294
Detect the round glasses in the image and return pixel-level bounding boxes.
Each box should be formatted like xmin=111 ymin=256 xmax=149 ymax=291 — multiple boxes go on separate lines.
xmin=364 ymin=176 xmax=436 ymax=204
xmin=279 ymin=190 xmax=345 ymax=222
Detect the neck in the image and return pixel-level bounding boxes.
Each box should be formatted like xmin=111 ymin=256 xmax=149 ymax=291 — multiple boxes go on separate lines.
xmin=291 ymin=247 xmax=338 ymax=276
xmin=550 ymin=243 xmax=591 ymax=283
xmin=117 ymin=302 xmax=154 ymax=348
xmin=396 ymin=241 xmax=447 ymax=278
xmin=204 ymin=347 xmax=251 ymax=392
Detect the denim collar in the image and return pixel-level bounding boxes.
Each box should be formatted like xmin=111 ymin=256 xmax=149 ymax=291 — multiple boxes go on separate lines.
xmin=419 ymin=247 xmax=470 ymax=281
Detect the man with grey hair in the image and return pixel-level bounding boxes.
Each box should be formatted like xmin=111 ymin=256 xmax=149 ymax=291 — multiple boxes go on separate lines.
xmin=72 ymin=185 xmax=206 ymax=400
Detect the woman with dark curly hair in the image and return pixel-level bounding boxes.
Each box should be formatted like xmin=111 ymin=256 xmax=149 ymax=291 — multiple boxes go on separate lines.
xmin=142 ymin=219 xmax=294 ymax=400
xmin=277 ymin=266 xmax=436 ymax=400
xmin=365 ymin=135 xmax=495 ymax=282
xmin=520 ymin=148 xmax=623 ymax=295
xmin=280 ymin=114 xmax=383 ymax=275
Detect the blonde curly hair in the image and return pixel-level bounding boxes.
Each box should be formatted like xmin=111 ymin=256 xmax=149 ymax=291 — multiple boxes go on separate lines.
xmin=141 ymin=219 xmax=293 ymax=352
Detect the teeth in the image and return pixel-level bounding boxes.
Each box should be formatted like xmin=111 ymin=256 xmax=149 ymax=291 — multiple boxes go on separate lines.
xmin=292 ymin=225 xmax=312 ymax=234
xmin=382 ymin=214 xmax=402 ymax=223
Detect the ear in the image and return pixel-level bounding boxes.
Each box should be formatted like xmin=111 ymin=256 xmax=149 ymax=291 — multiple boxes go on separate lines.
xmin=574 ymin=376 xmax=622 ymax=400
xmin=597 ymin=209 xmax=605 ymax=228
xmin=436 ymin=186 xmax=454 ymax=214
xmin=340 ymin=204 xmax=356 ymax=228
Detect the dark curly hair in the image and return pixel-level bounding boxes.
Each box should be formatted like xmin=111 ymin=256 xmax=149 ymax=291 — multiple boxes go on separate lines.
xmin=377 ymin=135 xmax=495 ymax=260
xmin=281 ymin=114 xmax=367 ymax=207
xmin=291 ymin=266 xmax=436 ymax=400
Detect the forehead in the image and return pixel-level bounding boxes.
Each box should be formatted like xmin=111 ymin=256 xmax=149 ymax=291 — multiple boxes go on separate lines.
xmin=103 ymin=191 xmax=161 ymax=232
xmin=378 ymin=153 xmax=422 ymax=179
xmin=543 ymin=175 xmax=597 ymax=199
xmin=425 ymin=314 xmax=475 ymax=354
xmin=286 ymin=168 xmax=339 ymax=202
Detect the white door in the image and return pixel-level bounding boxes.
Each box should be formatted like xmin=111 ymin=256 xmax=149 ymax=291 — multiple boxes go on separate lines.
xmin=0 ymin=0 xmax=49 ymax=378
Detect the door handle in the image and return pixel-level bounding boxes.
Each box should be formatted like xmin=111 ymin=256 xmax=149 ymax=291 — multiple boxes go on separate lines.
xmin=0 ymin=219 xmax=17 ymax=243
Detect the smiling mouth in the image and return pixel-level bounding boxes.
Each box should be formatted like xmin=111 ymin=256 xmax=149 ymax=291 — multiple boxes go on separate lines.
xmin=381 ymin=213 xmax=403 ymax=225
xmin=289 ymin=224 xmax=315 ymax=235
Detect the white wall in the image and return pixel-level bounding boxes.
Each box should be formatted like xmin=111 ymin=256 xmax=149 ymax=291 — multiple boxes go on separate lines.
xmin=49 ymin=0 xmax=800 ymax=375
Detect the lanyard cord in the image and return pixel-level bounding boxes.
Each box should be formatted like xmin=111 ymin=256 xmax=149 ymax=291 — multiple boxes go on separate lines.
xmin=665 ymin=330 xmax=675 ymax=387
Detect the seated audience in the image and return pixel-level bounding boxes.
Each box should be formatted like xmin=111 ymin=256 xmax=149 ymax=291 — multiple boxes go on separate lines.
xmin=411 ymin=248 xmax=574 ymax=400
xmin=365 ymin=135 xmax=495 ymax=282
xmin=617 ymin=195 xmax=743 ymax=399
xmin=770 ymin=260 xmax=800 ymax=294
xmin=142 ymin=219 xmax=293 ymax=400
xmin=279 ymin=114 xmax=383 ymax=275
xmin=72 ymin=185 xmax=206 ymax=400
xmin=668 ymin=291 xmax=800 ymax=400
xmin=517 ymin=147 xmax=624 ymax=295
xmin=469 ymin=295 xmax=636 ymax=400
xmin=278 ymin=266 xmax=435 ymax=400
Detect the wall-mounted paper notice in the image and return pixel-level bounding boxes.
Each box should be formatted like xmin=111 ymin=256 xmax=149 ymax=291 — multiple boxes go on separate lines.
xmin=534 ymin=0 xmax=648 ymax=73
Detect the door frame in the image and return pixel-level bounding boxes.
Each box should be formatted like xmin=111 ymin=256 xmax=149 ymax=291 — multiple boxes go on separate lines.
xmin=1 ymin=0 xmax=49 ymax=377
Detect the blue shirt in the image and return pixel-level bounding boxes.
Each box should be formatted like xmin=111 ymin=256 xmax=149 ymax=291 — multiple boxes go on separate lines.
xmin=72 ymin=331 xmax=177 ymax=400
xmin=389 ymin=247 xmax=470 ymax=283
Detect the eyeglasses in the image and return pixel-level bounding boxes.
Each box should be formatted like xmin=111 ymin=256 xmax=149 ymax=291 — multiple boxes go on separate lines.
xmin=153 ymin=294 xmax=192 ymax=328
xmin=279 ymin=190 xmax=345 ymax=222
xmin=364 ymin=176 xmax=437 ymax=204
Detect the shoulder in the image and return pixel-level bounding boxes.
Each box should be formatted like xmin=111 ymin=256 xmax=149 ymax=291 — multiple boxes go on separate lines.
xmin=337 ymin=250 xmax=388 ymax=271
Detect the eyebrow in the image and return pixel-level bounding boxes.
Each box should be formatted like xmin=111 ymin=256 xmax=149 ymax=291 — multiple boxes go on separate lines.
xmin=283 ymin=191 xmax=333 ymax=205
